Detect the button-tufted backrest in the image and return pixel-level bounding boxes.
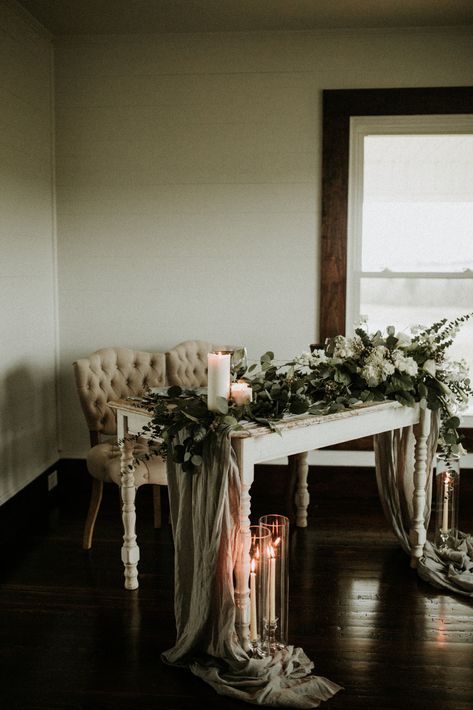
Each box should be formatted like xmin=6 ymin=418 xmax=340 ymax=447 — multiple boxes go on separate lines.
xmin=165 ymin=340 xmax=214 ymax=388
xmin=73 ymin=348 xmax=166 ymax=436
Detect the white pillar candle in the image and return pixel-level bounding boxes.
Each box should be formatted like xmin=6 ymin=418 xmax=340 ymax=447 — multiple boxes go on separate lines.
xmin=207 ymin=352 xmax=231 ymax=411
xmin=441 ymin=474 xmax=450 ymax=533
xmin=249 ymin=558 xmax=258 ymax=641
xmin=230 ymin=382 xmax=253 ymax=405
xmin=269 ymin=546 xmax=276 ymax=623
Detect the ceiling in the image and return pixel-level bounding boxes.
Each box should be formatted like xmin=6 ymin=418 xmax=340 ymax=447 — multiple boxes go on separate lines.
xmin=16 ymin=0 xmax=473 ymax=36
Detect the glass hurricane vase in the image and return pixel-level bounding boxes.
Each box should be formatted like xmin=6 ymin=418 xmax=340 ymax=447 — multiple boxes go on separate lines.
xmin=259 ymin=514 xmax=290 ymax=654
xmin=434 ymin=454 xmax=460 ymax=549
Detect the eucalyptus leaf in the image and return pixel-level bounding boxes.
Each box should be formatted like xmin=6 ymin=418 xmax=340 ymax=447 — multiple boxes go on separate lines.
xmin=222 ymin=415 xmax=238 ymax=427
xmin=182 ymin=410 xmax=200 ymax=423
xmin=167 ymin=385 xmax=182 ymax=398
xmin=334 ymin=369 xmax=351 ymax=385
xmin=181 ymin=460 xmax=194 ymax=473
xmin=215 ymin=397 xmax=229 ymax=415
xmin=172 ymin=445 xmax=185 ymax=463
xmin=290 ymin=399 xmax=309 ymax=414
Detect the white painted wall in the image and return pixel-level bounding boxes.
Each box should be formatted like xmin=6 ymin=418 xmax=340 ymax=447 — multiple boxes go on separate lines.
xmin=0 ymin=1 xmax=56 ymax=503
xmin=54 ymin=26 xmax=473 ymax=457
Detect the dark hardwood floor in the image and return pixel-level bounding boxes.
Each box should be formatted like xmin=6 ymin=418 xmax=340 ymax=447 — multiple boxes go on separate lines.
xmin=1 ymin=463 xmax=472 ymax=710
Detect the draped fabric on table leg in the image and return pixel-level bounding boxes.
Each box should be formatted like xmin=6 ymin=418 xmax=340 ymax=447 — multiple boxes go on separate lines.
xmin=373 ymin=419 xmax=437 ymax=556
xmin=374 ymin=413 xmax=473 ymax=597
xmin=161 ymin=429 xmax=342 ymax=708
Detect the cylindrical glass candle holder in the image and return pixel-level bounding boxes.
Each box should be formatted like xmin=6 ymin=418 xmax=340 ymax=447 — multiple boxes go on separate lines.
xmin=248 ymin=524 xmax=271 ymax=658
xmin=434 ymin=454 xmax=460 ymax=549
xmin=259 ymin=514 xmax=290 ymax=654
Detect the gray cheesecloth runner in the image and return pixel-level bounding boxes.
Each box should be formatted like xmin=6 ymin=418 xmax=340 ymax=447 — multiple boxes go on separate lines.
xmin=161 ymin=429 xmax=342 ymax=707
xmin=374 ymin=414 xmax=473 ymax=597
xmin=161 ymin=414 xmax=472 ymax=706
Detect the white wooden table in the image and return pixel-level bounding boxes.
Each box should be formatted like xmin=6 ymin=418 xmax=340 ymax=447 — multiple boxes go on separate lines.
xmin=109 ymin=399 xmax=431 ymax=649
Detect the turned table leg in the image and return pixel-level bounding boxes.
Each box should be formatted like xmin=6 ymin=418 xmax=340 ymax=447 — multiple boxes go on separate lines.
xmin=410 ymin=408 xmax=432 ymax=568
xmin=119 ymin=429 xmax=140 ymax=590
xmin=290 ymin=451 xmax=310 ymax=527
xmin=232 ymin=439 xmax=253 ymax=652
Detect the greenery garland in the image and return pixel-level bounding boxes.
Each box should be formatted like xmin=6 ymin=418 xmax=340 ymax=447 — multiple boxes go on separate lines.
xmin=137 ymin=314 xmax=472 ymax=474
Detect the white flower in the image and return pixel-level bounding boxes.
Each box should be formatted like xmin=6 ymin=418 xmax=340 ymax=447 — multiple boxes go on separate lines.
xmin=293 ymin=350 xmax=327 ymax=373
xmin=332 ymin=335 xmax=355 ymax=360
xmin=382 ymin=361 xmax=395 ymax=378
xmin=392 ymin=350 xmax=418 ymax=376
xmin=293 ymin=352 xmax=312 ymax=367
xmin=448 ymin=358 xmax=470 ymax=382
xmin=360 ymin=346 xmax=394 ymax=386
xmin=422 ymin=359 xmax=436 ymax=377
xmin=310 ymin=350 xmax=328 ymax=364
xmin=361 ymin=363 xmax=382 ymax=387
xmin=331 ymin=333 xmax=365 ymax=364
xmin=395 ymin=332 xmax=412 ymax=348
xmin=370 ymin=345 xmax=390 ymax=365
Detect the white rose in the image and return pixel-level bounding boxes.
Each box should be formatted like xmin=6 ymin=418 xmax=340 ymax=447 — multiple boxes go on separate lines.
xmin=361 ymin=363 xmax=381 ymax=387
xmin=392 ymin=350 xmax=418 ymax=376
xmin=381 ymin=361 xmax=395 ymax=378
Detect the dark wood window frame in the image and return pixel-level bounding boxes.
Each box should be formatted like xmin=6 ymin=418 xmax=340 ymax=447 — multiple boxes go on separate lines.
xmin=320 ymin=86 xmax=473 ymax=341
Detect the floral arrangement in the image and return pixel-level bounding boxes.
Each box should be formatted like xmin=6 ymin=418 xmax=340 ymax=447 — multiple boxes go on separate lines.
xmin=139 ymin=314 xmax=472 ymax=474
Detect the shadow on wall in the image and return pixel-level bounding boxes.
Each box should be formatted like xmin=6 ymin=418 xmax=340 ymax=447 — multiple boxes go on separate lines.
xmin=56 ymin=357 xmax=91 ymax=459
xmin=0 ymin=362 xmax=57 ymax=504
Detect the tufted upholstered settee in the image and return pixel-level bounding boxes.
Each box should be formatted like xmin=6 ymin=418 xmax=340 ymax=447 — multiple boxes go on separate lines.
xmin=73 ymin=340 xmax=215 ymax=549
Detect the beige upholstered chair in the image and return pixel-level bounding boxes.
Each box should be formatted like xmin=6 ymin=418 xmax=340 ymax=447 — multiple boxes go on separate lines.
xmin=73 ymin=347 xmax=167 ymax=549
xmin=166 ymin=339 xmax=214 ymax=387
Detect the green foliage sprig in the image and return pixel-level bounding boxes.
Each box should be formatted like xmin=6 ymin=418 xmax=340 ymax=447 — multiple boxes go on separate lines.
xmin=139 ymin=386 xmax=245 ymax=474
xmin=134 ymin=314 xmax=472 ymax=473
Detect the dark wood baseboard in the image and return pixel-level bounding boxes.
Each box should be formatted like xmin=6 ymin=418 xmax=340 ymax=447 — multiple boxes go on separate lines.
xmin=0 ymin=459 xmax=97 ymax=545
xmin=0 ymin=461 xmax=61 ymax=547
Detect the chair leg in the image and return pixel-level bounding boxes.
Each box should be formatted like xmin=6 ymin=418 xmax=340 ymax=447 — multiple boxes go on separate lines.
xmin=82 ymin=478 xmax=103 ymax=550
xmin=153 ymin=485 xmax=162 ymax=528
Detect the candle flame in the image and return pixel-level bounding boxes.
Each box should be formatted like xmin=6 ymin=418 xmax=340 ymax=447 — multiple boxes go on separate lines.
xmin=436 ymin=619 xmax=446 ymax=646
xmin=274 ymin=536 xmax=281 ymax=548
xmin=268 ymin=544 xmax=275 ymax=559
xmin=250 ymin=558 xmax=256 ymax=573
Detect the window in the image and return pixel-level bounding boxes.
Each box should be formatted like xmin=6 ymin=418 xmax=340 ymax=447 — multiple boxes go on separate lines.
xmin=346 ymin=116 xmax=473 ymax=371
xmin=320 ymin=87 xmax=473 ymax=352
